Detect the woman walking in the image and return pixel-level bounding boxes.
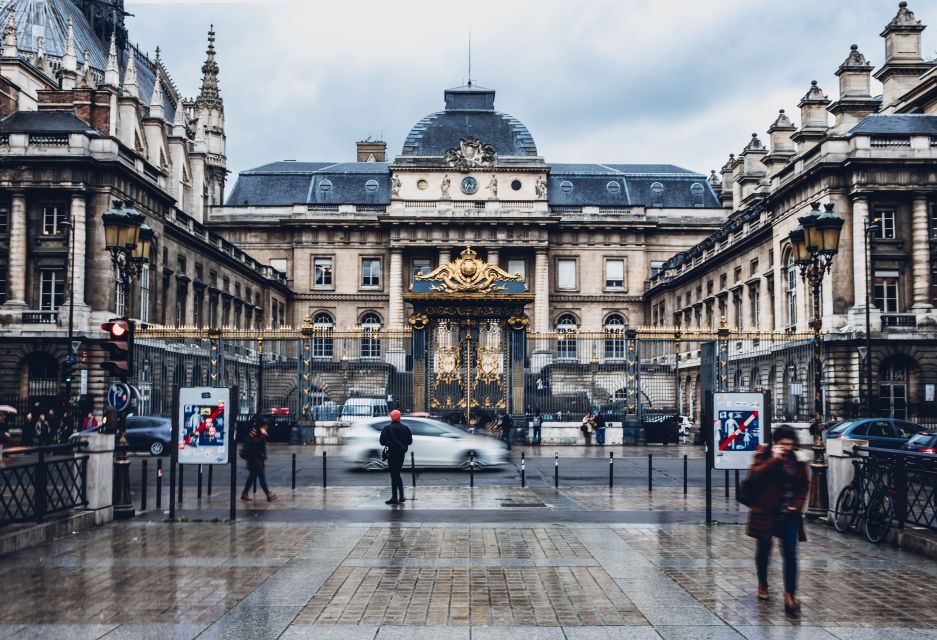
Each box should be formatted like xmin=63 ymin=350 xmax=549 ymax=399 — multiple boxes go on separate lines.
xmin=240 ymin=421 xmax=276 ymax=502
xmin=746 ymin=425 xmax=808 ymax=617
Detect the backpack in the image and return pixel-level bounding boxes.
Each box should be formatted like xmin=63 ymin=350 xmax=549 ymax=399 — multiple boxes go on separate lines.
xmin=737 ymin=473 xmax=760 ymax=507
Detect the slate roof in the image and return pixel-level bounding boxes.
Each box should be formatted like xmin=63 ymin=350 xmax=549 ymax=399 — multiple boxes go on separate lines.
xmin=226 ymin=161 xmax=391 ymax=207
xmin=849 ymin=114 xmax=937 ymax=135
xmin=0 ymin=110 xmax=98 ymax=134
xmin=401 ymin=86 xmax=537 ymax=157
xmin=548 ymin=164 xmax=719 ymax=208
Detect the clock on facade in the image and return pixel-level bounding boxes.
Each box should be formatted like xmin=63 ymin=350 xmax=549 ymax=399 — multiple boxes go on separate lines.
xmin=460 ymin=176 xmax=478 ymax=194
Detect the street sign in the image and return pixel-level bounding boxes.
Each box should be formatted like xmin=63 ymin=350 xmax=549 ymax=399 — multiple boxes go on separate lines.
xmin=80 ymin=370 xmax=88 ymax=395
xmin=71 ymin=340 xmax=81 ymax=354
xmin=65 ymin=354 xmax=77 ymax=366
xmin=713 ymin=392 xmax=766 ymax=470
xmin=177 ymin=387 xmax=230 ymax=465
xmin=107 ymin=382 xmax=132 ymax=412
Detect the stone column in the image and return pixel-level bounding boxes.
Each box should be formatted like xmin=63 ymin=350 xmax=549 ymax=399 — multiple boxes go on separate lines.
xmin=488 ymin=249 xmax=499 ymax=267
xmin=388 ymin=249 xmax=403 ymax=329
xmin=851 ymin=196 xmax=870 ymax=310
xmin=911 ymin=195 xmax=933 ymax=310
xmin=534 ymin=250 xmax=549 ymax=332
xmin=69 ymin=193 xmax=87 ymax=307
xmin=438 ymin=248 xmax=450 ymax=268
xmin=5 ymin=192 xmax=27 ymax=307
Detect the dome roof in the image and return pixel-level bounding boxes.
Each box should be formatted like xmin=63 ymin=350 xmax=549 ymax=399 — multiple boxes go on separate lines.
xmin=400 ymin=85 xmax=538 ymax=158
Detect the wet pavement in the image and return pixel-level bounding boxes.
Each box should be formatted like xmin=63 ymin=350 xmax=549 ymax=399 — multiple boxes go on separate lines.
xmin=2 ymin=472 xmax=937 ymax=639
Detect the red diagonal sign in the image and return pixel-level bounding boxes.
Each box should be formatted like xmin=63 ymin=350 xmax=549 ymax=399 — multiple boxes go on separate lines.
xmin=179 ymin=402 xmax=225 ymax=449
xmin=718 ymin=411 xmax=757 ymax=451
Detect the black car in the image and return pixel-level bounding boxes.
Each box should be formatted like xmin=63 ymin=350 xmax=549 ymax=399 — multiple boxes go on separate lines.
xmin=903 ymin=431 xmax=937 ymax=454
xmin=124 ymin=416 xmax=172 ymax=456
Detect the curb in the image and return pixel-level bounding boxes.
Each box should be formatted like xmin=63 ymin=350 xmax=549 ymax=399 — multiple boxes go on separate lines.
xmin=0 ymin=510 xmax=103 ymax=557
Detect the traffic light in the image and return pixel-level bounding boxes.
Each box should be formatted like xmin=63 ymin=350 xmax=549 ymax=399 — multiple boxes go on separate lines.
xmin=101 ymin=319 xmax=132 ymax=377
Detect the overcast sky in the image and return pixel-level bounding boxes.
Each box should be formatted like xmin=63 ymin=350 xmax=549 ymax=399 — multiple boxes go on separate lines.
xmin=124 ymin=0 xmax=936 ymax=189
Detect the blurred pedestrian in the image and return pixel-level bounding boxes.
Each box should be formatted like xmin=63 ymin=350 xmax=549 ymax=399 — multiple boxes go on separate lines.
xmin=379 ymin=409 xmax=412 ymax=505
xmin=47 ymin=408 xmax=60 ymax=444
xmin=532 ymin=407 xmax=543 ymax=445
xmin=580 ymin=412 xmax=594 ymax=446
xmin=35 ymin=413 xmax=50 ymax=446
xmin=746 ymin=424 xmax=808 ymax=617
xmin=594 ymin=409 xmax=606 ymax=446
xmin=240 ymin=421 xmax=276 ymax=502
xmin=81 ymin=412 xmax=98 ymax=432
xmin=22 ymin=412 xmax=34 ymax=446
xmin=499 ymin=412 xmax=513 ymax=446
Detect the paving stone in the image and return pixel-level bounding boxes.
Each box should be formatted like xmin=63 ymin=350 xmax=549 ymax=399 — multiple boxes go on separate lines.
xmin=0 ymin=625 xmax=118 ymax=639
xmin=471 ymin=626 xmax=565 ymax=640
xmin=563 ymin=626 xmax=663 ymax=639
xmin=99 ymin=624 xmax=208 ymax=639
xmin=279 ymin=624 xmax=379 ymax=640
xmin=376 ymin=626 xmax=470 ymax=639
xmin=655 ymin=627 xmax=747 ymax=640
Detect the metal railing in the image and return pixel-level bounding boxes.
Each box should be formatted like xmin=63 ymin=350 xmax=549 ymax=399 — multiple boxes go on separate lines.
xmin=21 ymin=311 xmax=58 ymax=324
xmin=853 ymin=447 xmax=937 ymax=533
xmin=881 ymin=313 xmax=916 ymax=329
xmin=0 ymin=443 xmax=88 ymax=526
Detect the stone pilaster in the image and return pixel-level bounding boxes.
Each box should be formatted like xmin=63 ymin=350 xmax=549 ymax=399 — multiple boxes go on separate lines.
xmin=388 ymin=249 xmax=403 ymax=329
xmin=851 ymin=196 xmax=870 ymax=310
xmin=488 ymin=249 xmax=499 ymax=267
xmin=534 ymin=250 xmax=549 ymax=333
xmin=5 ymin=192 xmax=27 ymax=307
xmin=911 ymin=195 xmax=933 ymax=311
xmin=70 ymin=193 xmax=87 ymax=307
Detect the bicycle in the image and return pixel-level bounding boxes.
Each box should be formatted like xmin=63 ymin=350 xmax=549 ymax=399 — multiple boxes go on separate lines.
xmin=832 ymin=455 xmax=887 ymax=536
xmin=864 ymin=462 xmax=897 ymax=544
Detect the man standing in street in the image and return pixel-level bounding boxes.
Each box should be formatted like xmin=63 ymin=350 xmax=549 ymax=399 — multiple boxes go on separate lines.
xmin=594 ymin=409 xmax=607 ymax=446
xmin=379 ymin=409 xmax=412 ymax=505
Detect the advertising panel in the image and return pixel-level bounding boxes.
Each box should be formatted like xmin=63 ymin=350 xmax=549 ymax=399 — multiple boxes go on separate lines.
xmin=177 ymin=387 xmax=230 ymax=464
xmin=713 ymin=392 xmax=766 ymax=470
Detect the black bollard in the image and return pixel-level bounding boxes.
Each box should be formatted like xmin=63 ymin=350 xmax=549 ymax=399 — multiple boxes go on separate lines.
xmin=683 ymin=454 xmax=688 ymax=495
xmin=207 ymin=465 xmax=213 ymax=496
xmin=470 ymin=451 xmax=475 ymax=488
xmin=554 ymin=452 xmax=559 ymax=489
xmin=291 ymin=453 xmax=296 ymax=491
xmin=521 ymin=451 xmax=526 ymax=488
xmin=178 ymin=464 xmax=184 ymax=504
xmin=724 ymin=469 xmax=730 ymax=498
xmin=197 ymin=464 xmax=203 ymax=499
xmin=322 ymin=451 xmax=327 ymax=489
xmin=141 ymin=459 xmax=148 ymax=511
xmin=156 ymin=459 xmax=163 ymax=509
xmin=609 ymin=452 xmax=614 ymax=488
xmin=648 ymin=454 xmax=653 ymax=492
xmin=411 ymin=451 xmax=416 ymax=489
xmin=734 ymin=469 xmax=740 ymax=496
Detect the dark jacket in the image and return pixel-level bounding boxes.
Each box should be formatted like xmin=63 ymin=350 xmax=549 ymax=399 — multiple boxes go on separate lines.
xmin=240 ymin=436 xmax=268 ymax=472
xmin=745 ymin=444 xmax=809 ymax=541
xmin=380 ymin=420 xmax=412 ymax=456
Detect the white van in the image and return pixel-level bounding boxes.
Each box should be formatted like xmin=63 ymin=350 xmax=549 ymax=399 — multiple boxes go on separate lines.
xmin=340 ymin=398 xmax=390 ymax=419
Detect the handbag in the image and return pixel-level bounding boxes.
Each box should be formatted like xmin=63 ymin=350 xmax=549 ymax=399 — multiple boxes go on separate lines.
xmin=737 ymin=474 xmax=759 ymax=507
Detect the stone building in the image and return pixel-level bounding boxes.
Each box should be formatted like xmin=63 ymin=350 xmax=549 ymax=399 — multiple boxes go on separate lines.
xmin=646 ymin=1 xmax=937 ymax=423
xmin=0 ymin=0 xmax=289 ymax=414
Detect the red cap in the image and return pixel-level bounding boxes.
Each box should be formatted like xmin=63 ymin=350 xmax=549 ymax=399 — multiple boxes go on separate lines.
xmin=390 ymin=409 xmax=401 ymax=421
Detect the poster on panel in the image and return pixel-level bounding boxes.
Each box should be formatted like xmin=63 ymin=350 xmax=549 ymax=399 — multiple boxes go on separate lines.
xmin=713 ymin=392 xmax=766 ymax=470
xmin=177 ymin=387 xmax=230 ymax=464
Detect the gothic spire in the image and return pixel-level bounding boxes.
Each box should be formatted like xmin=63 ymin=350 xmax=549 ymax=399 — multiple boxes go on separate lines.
xmin=62 ymin=18 xmax=77 ymax=72
xmin=197 ymin=25 xmax=222 ymax=106
xmin=34 ymin=36 xmax=51 ymax=75
xmin=104 ymin=32 xmax=120 ymax=88
xmin=122 ymin=47 xmax=138 ymax=99
xmin=149 ymin=76 xmax=164 ymax=120
xmin=3 ymin=7 xmax=18 ymax=58
xmin=171 ymin=99 xmax=187 ymax=137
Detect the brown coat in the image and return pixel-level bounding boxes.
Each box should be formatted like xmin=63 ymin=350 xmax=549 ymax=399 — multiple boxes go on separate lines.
xmin=745 ymin=444 xmax=809 ymax=541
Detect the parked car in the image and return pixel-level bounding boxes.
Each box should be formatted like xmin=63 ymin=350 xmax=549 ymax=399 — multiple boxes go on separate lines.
xmin=342 ymin=416 xmax=509 ymax=469
xmin=124 ymin=416 xmax=172 ymax=456
xmin=824 ymin=418 xmax=923 ymax=449
xmin=340 ymin=398 xmax=389 ymax=420
xmin=902 ymin=431 xmax=937 ymax=454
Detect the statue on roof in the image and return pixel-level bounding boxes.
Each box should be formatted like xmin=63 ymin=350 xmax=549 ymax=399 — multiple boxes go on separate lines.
xmin=391 ymin=174 xmax=401 ymax=197
xmin=440 ymin=174 xmax=450 ymax=199
xmin=535 ymin=175 xmax=547 ymax=199
xmin=444 ymin=137 xmax=495 ymax=171
xmin=487 ymin=174 xmax=498 ymax=199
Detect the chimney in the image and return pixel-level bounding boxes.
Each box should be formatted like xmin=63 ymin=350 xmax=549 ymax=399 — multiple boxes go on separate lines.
xmin=356 ymin=139 xmax=386 ymax=162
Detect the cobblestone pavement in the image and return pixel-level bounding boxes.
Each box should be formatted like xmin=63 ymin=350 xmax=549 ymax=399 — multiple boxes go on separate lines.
xmin=2 ymin=486 xmax=937 ymax=639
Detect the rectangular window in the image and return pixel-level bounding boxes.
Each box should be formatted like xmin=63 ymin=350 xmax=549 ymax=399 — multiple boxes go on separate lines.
xmin=195 ymin=263 xmax=203 ymax=282
xmin=175 ymin=283 xmax=187 ymax=325
xmin=719 ymin=274 xmax=727 ymax=290
xmin=734 ymin=266 xmax=742 ymax=283
xmin=557 ymin=259 xmax=577 ymax=290
xmin=750 ymin=258 xmax=759 ymax=276
xmin=209 ymin=270 xmax=218 ymax=287
xmin=361 ymin=258 xmax=381 ymax=287
xmin=194 ymin=290 xmax=203 ymax=328
xmin=42 ymin=204 xmax=67 ymax=235
xmin=507 ymin=259 xmax=526 ymax=281
xmin=140 ymin=264 xmax=150 ymax=323
xmin=412 ymin=258 xmax=432 ymax=279
xmin=605 ymin=259 xmax=625 ymax=288
xmin=768 ymin=249 xmax=774 ymax=267
xmin=177 ymin=256 xmax=186 ymax=275
xmin=115 ymin=281 xmax=125 ymax=316
xmin=874 ymin=277 xmax=899 ymax=313
xmin=750 ymin=284 xmax=760 ymax=327
xmin=313 ymin=257 xmax=333 ymax=287
xmin=39 ymin=270 xmax=65 ymax=311
xmin=733 ymin=294 xmax=743 ymax=330
xmin=871 ymin=208 xmax=896 ymax=240
xmin=223 ymin=276 xmax=230 ymax=293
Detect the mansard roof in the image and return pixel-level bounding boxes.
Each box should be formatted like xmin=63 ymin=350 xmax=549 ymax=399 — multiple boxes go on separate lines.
xmin=400 ymin=85 xmax=538 ymax=158
xmin=849 ymin=114 xmax=937 ymax=135
xmin=0 ymin=110 xmax=98 ymax=134
xmin=226 ymin=161 xmax=391 ymax=207
xmin=548 ymin=164 xmax=720 ymax=208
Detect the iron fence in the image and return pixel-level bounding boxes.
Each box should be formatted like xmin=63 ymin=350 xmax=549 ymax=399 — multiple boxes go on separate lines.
xmin=853 ymin=447 xmax=937 ymax=533
xmin=0 ymin=443 xmax=88 ymax=526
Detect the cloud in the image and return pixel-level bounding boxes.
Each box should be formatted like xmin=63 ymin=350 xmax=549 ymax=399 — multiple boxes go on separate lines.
xmin=124 ymin=0 xmax=934 ymax=185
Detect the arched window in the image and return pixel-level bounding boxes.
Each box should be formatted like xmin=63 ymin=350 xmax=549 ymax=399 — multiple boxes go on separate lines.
xmin=879 ymin=358 xmax=910 ymax=419
xmin=785 ymin=249 xmax=798 ymax=327
xmin=604 ymin=314 xmax=626 ymax=360
xmin=312 ymin=312 xmax=334 ymax=358
xmin=556 ymin=313 xmax=578 ymax=360
xmin=360 ymin=312 xmax=381 ymax=359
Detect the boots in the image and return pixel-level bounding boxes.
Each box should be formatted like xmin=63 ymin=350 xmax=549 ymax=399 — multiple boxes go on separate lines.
xmin=265 ymin=491 xmax=277 ymax=502
xmin=240 ymin=491 xmax=251 ymax=502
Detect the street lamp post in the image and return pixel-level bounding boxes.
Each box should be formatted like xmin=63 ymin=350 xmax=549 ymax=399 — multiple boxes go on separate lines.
xmin=59 ymin=215 xmax=77 ymax=415
xmin=788 ymin=201 xmax=844 ymax=520
xmin=102 ymin=199 xmax=155 ymax=520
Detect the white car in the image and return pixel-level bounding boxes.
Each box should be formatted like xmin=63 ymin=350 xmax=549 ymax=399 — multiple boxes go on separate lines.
xmin=342 ymin=417 xmax=510 ymax=470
